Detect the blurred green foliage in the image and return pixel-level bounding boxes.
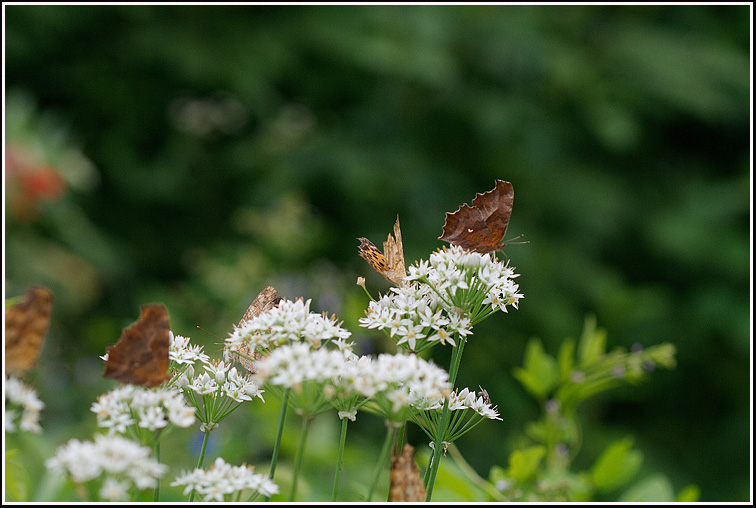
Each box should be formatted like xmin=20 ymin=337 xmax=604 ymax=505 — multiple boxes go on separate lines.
xmin=4 ymin=4 xmax=750 ymax=502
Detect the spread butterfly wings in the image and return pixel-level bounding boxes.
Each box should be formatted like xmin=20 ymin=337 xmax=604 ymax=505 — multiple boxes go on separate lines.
xmin=5 ymin=286 xmax=53 ymax=376
xmin=439 ymin=179 xmax=514 ymax=253
xmin=103 ymin=304 xmax=171 ymax=387
xmin=358 ymin=216 xmax=406 ymax=285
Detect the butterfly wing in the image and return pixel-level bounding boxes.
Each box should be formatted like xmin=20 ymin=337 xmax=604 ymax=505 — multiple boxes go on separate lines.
xmin=358 ymin=216 xmax=406 ymax=285
xmin=103 ymin=304 xmax=171 ymax=387
xmin=4 ymin=286 xmax=53 ymax=375
xmin=232 ymin=286 xmax=281 ymax=373
xmin=382 ymin=216 xmax=406 ymax=283
xmin=439 ymin=179 xmax=514 ymax=253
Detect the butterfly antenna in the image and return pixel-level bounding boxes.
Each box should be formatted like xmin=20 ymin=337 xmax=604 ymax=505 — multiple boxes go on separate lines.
xmin=196 ymin=325 xmax=221 ymax=340
xmin=504 ymin=233 xmax=530 ymax=245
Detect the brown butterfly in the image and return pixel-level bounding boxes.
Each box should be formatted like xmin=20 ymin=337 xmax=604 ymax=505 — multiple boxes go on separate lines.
xmin=230 ymin=285 xmax=282 ymax=373
xmin=5 ymin=286 xmax=53 ymax=376
xmin=358 ymin=215 xmax=406 ymax=285
xmin=103 ymin=304 xmax=171 ymax=387
xmin=439 ymin=179 xmax=517 ymax=253
xmin=389 ymin=443 xmax=427 ymax=502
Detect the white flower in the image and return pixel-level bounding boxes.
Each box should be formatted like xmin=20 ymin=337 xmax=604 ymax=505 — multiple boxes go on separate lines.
xmin=45 ymin=434 xmax=167 ymax=494
xmin=91 ymin=385 xmax=195 ymax=435
xmin=171 ymin=457 xmax=279 ymax=502
xmin=169 ymin=331 xmax=211 ymax=366
xmin=188 ymin=372 xmax=219 ymax=395
xmin=137 ymin=406 xmax=168 ymax=431
xmin=99 ymin=477 xmax=129 ymax=501
xmin=225 ymin=298 xmax=351 ymax=355
xmin=354 ymin=353 xmax=452 ymax=421
xmin=4 ymin=376 xmax=44 ymax=433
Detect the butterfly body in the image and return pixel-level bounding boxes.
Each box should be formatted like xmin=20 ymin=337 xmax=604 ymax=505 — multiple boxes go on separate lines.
xmin=439 ymin=179 xmax=514 ymax=253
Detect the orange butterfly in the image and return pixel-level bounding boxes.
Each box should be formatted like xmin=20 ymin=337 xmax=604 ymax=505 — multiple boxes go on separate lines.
xmin=357 ymin=216 xmax=406 ymax=285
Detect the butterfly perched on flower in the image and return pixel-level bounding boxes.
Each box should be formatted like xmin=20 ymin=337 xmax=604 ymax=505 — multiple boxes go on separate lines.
xmin=358 ymin=215 xmax=406 ymax=285
xmin=230 ymin=285 xmax=282 ymax=373
xmin=103 ymin=304 xmax=171 ymax=387
xmin=439 ymin=179 xmax=519 ymax=254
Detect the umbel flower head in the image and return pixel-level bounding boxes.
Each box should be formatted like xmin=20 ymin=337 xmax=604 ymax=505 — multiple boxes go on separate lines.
xmin=4 ymin=375 xmax=44 ymax=433
xmin=252 ymin=342 xmax=363 ymax=417
xmin=177 ymin=359 xmax=265 ymax=432
xmin=45 ymin=434 xmax=167 ymax=499
xmin=171 ymin=456 xmax=279 ymax=502
xmin=360 ymin=245 xmax=523 ymax=352
xmin=353 ymin=353 xmax=453 ymax=424
xmin=169 ymin=331 xmax=210 ymax=366
xmin=407 ymin=245 xmax=523 ymax=318
xmin=90 ymin=385 xmax=196 ymax=438
xmin=225 ymin=298 xmax=353 ymax=364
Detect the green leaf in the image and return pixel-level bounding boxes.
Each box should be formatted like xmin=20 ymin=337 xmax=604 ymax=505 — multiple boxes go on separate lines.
xmin=512 ymin=338 xmax=558 ymax=399
xmin=618 ymin=473 xmax=675 ymax=502
xmin=507 ymin=445 xmax=546 ymax=483
xmin=5 ymin=449 xmax=30 ymax=502
xmin=590 ymin=437 xmax=643 ymax=492
xmin=557 ymin=337 xmax=576 ymax=381
xmin=577 ymin=315 xmax=607 ymax=367
xmin=488 ymin=465 xmax=508 ymax=485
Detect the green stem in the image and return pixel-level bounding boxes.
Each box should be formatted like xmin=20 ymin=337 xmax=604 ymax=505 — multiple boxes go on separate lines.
xmin=367 ymin=423 xmax=398 ymax=501
xmin=153 ymin=441 xmax=160 ymax=501
xmin=332 ymin=416 xmax=349 ymax=501
xmin=265 ymin=387 xmax=290 ymax=502
xmin=189 ymin=430 xmax=211 ymax=501
xmin=289 ymin=415 xmax=313 ymax=502
xmin=425 ymin=337 xmax=466 ymax=501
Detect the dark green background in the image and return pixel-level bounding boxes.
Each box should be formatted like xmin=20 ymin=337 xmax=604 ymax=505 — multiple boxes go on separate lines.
xmin=4 ymin=4 xmax=750 ymax=502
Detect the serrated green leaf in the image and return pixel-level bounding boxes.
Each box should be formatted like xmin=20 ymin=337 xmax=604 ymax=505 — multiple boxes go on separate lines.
xmin=618 ymin=473 xmax=675 ymax=502
xmin=507 ymin=445 xmax=546 ymax=483
xmin=591 ymin=437 xmax=643 ymax=492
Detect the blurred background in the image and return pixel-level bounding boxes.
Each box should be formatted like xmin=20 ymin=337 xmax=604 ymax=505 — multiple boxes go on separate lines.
xmin=4 ymin=4 xmax=750 ymax=502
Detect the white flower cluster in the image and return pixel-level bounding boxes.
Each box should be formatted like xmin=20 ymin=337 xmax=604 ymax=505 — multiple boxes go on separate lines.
xmin=178 ymin=360 xmax=265 ymax=404
xmin=252 ymin=343 xmax=452 ymax=422
xmin=253 ymin=342 xmax=355 ymax=389
xmin=407 ymin=245 xmax=523 ymax=315
xmin=360 ymin=353 xmax=452 ymax=419
xmin=45 ymin=434 xmax=167 ymax=497
xmin=225 ymin=298 xmax=352 ymax=357
xmin=171 ymin=457 xmax=279 ymax=502
xmin=170 ymin=331 xmax=210 ymax=365
xmin=4 ymin=375 xmax=44 ymax=433
xmin=439 ymin=387 xmax=502 ymax=421
xmin=359 ymin=282 xmax=472 ymax=351
xmin=360 ymin=246 xmax=523 ymax=352
xmin=90 ymin=385 xmax=196 ymax=434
